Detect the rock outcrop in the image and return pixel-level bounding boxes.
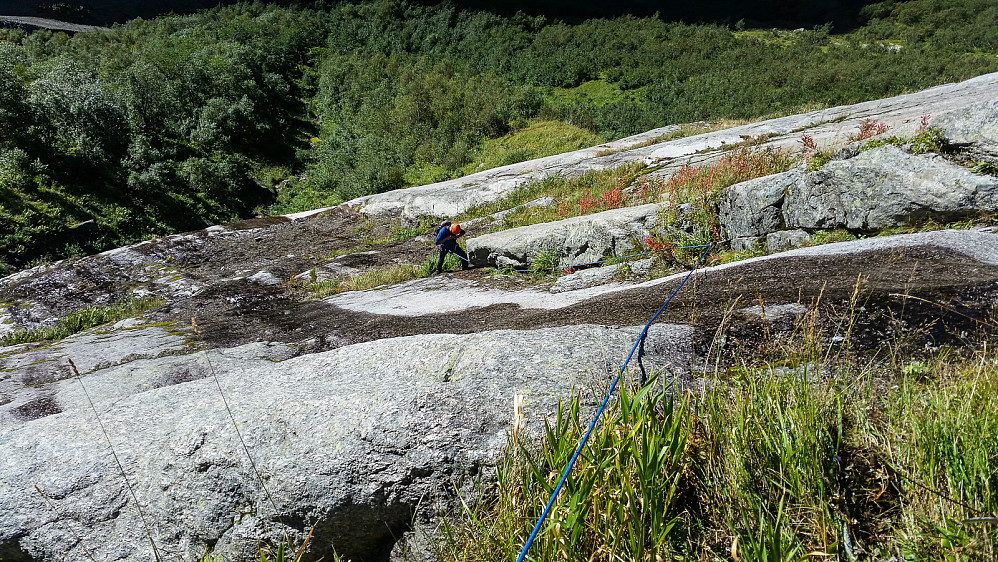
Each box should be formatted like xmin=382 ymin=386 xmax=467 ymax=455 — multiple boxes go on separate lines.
xmin=466 ymin=204 xmax=660 ymax=269
xmin=785 ymin=145 xmax=998 ymax=231
xmin=717 ymin=144 xmax=998 ymax=252
xmin=0 ymin=325 xmax=693 ymax=562
xmin=933 ymin=98 xmax=998 ymax=156
xmin=716 ymin=169 xmax=801 ymax=251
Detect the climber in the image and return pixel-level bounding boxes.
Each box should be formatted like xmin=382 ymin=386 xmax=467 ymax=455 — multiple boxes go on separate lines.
xmin=434 ymin=221 xmax=470 ymax=273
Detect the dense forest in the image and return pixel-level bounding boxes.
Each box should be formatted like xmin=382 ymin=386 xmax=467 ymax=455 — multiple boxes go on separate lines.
xmin=0 ymin=0 xmax=997 ymax=272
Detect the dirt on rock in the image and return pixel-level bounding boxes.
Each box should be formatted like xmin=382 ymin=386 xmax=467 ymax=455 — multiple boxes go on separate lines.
xmin=3 ymin=206 xmax=997 ymax=365
xmin=169 ymin=210 xmax=998 ymax=361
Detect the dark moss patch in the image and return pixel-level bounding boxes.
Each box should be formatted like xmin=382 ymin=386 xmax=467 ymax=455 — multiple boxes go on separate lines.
xmin=12 ymin=395 xmax=61 ymax=420
xmin=225 ymin=216 xmax=292 ymax=231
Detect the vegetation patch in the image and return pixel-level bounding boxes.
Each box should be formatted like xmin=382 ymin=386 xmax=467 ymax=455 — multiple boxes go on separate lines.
xmin=387 ymin=119 xmax=608 ymax=188
xmin=0 ymin=296 xmax=165 ymax=346
xmin=300 ymin=253 xmax=464 ymax=299
xmin=646 ymin=146 xmax=799 ymax=264
xmin=435 ymin=304 xmax=998 ymax=560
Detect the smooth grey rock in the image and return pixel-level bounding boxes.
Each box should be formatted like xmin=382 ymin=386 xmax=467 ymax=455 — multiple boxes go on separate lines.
xmin=767 ymin=229 xmax=812 ymax=254
xmin=247 ymin=271 xmax=283 ymax=286
xmin=628 ymin=257 xmax=655 ymax=277
xmin=720 ymin=228 xmax=998 ymax=266
xmin=717 ymin=169 xmax=801 ymax=242
xmin=784 ymin=145 xmax=998 ymax=231
xmin=466 ymin=204 xmax=660 ymax=269
xmin=0 ymin=325 xmax=694 ymax=562
xmin=326 ymin=276 xmax=629 ymax=317
xmin=932 ymin=98 xmax=998 ymax=153
xmin=0 ymin=324 xmax=193 ymax=427
xmin=550 ymin=264 xmax=622 ymax=293
xmin=0 ymin=339 xmax=294 ymax=428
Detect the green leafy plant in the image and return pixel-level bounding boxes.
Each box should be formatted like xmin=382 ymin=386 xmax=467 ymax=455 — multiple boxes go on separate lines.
xmin=971 ymin=161 xmax=998 ymax=176
xmin=438 ymin=376 xmax=691 ymax=560
xmin=528 ymin=250 xmax=560 ymax=276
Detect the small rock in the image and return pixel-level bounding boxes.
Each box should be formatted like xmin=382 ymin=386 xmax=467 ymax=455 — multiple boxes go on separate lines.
xmin=628 ymin=257 xmax=655 ymax=278
xmin=767 ymin=230 xmax=812 ymax=253
xmin=247 ymin=271 xmax=283 ymax=286
xmin=550 ymin=265 xmax=622 ymax=293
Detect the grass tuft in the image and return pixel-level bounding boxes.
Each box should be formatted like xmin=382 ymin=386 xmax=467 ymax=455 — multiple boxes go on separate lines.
xmin=1 ymin=296 xmax=165 ymax=346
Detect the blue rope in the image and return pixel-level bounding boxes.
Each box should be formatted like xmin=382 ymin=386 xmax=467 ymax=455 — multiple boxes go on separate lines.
xmin=446 ymin=249 xmax=470 ymax=262
xmin=515 ymin=243 xmax=712 ymax=562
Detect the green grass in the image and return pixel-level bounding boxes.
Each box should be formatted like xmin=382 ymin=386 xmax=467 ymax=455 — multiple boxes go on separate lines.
xmin=971 ymin=161 xmax=998 ymax=176
xmin=808 ymin=229 xmax=859 ymax=246
xmin=0 ymin=296 xmax=165 ymax=346
xmin=877 ymin=357 xmax=998 ymax=559
xmin=367 ymin=216 xmax=438 ymax=246
xmin=435 ymin=302 xmax=998 ymax=561
xmin=461 ymin=121 xmax=606 ymax=175
xmin=435 ymin=376 xmax=690 ymax=561
xmin=527 ymin=249 xmax=561 ymax=277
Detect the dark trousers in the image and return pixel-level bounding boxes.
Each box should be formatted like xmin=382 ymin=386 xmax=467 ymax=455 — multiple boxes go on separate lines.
xmin=437 ymin=243 xmax=469 ymax=271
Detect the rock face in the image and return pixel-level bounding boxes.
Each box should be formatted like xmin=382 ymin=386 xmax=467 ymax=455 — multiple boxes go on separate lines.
xmin=766 ymin=229 xmax=811 ymax=253
xmin=466 ymin=204 xmax=660 ymax=269
xmin=717 ymin=143 xmax=998 ymax=252
xmin=0 ymin=325 xmax=693 ymax=562
xmin=716 ymin=169 xmax=801 ymax=251
xmin=550 ymin=264 xmax=623 ymax=293
xmin=932 ymin=98 xmax=998 ymax=155
xmin=462 ymin=196 xmax=557 ymax=230
xmin=784 ymin=145 xmax=998 ymax=231
xmin=3 ymin=73 xmax=998 ymax=562
xmin=348 ymin=127 xmax=681 ymax=224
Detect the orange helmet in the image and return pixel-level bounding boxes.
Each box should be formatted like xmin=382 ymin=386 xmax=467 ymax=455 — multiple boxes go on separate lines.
xmin=449 ymin=223 xmax=461 ymax=235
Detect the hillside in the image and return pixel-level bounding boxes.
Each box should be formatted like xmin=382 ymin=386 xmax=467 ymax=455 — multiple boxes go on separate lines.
xmin=1 ymin=72 xmax=997 ymax=561
xmin=2 ymin=0 xmax=998 ymax=273
xmin=0 ymin=0 xmax=899 ymax=29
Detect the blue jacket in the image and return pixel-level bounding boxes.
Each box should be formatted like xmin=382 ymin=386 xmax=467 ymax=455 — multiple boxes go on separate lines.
xmin=435 ymin=226 xmax=463 ymax=248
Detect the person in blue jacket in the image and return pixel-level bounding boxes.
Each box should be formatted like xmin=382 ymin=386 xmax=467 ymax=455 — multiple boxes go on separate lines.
xmin=434 ymin=222 xmax=470 ymax=273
